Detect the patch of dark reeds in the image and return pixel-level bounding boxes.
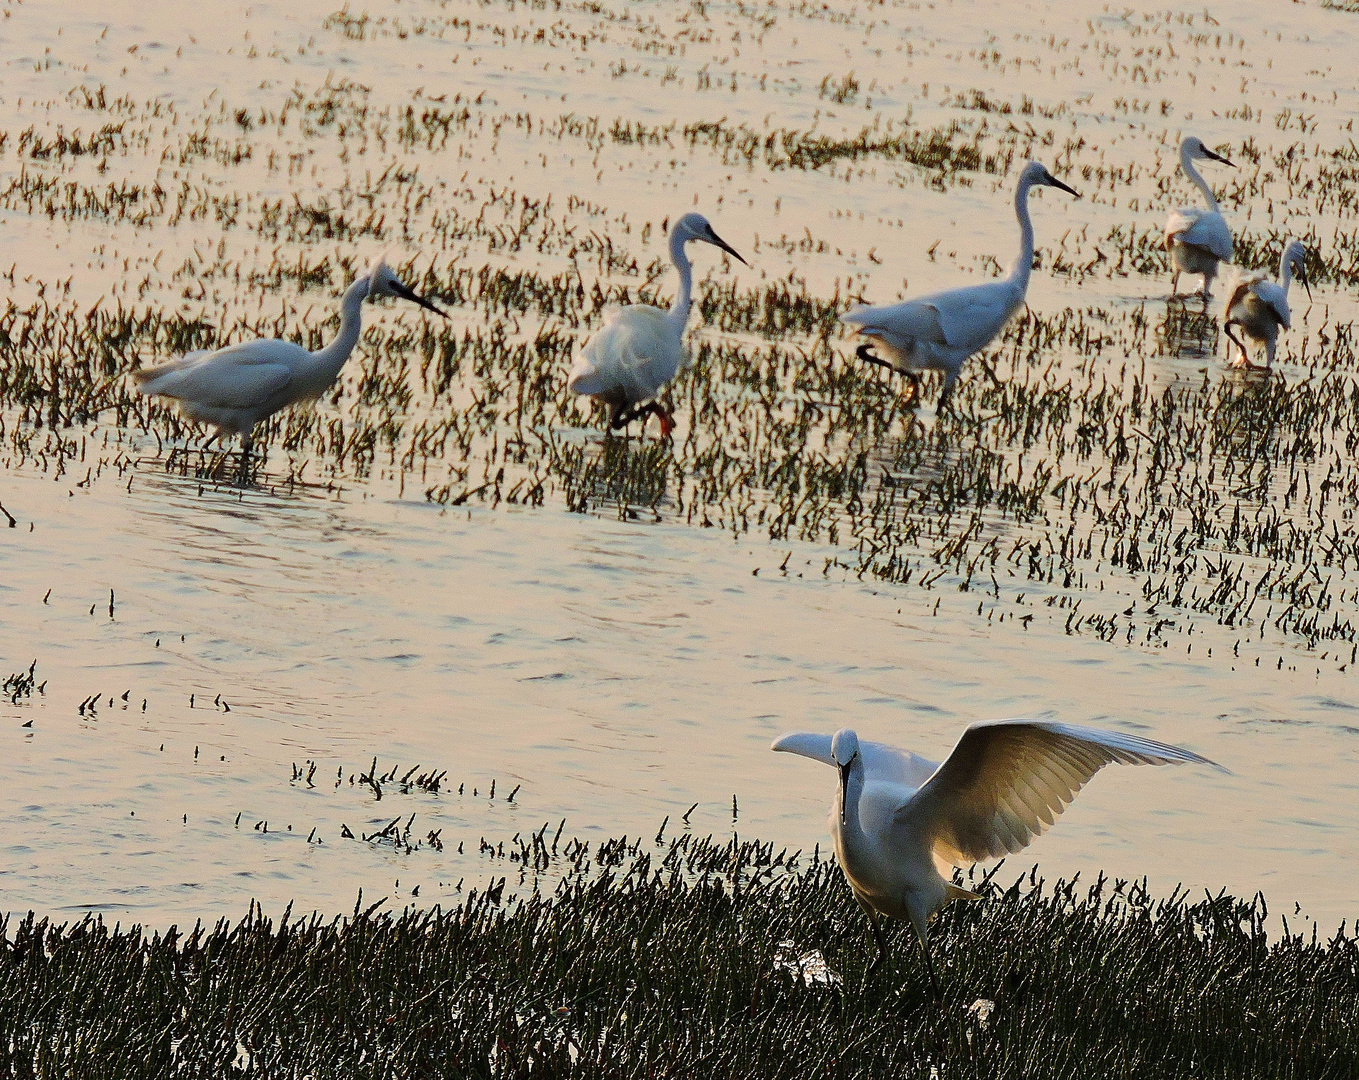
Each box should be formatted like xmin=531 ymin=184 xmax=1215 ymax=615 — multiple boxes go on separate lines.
xmin=0 ymin=833 xmax=1355 ymax=1078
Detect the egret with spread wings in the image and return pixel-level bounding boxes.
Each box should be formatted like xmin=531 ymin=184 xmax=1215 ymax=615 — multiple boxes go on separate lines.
xmin=133 ymin=256 xmax=445 ymax=473
xmin=1222 ymin=239 xmax=1310 ymax=370
xmin=773 ymin=720 xmax=1224 ymax=994
xmin=840 ymin=162 xmax=1079 ymax=409
xmin=1164 ymin=136 xmax=1236 ymax=300
xmin=568 ymin=212 xmax=746 ymax=437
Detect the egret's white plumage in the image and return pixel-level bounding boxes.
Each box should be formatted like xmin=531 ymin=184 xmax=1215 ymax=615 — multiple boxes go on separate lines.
xmin=568 ymin=212 xmax=746 ymax=436
xmin=1222 ymin=239 xmax=1310 ymax=369
xmin=773 ymin=720 xmax=1224 ymax=992
xmin=1164 ymin=136 xmax=1236 ymax=300
xmin=133 ymin=257 xmax=445 ymax=465
xmin=841 ymin=162 xmax=1079 ymax=408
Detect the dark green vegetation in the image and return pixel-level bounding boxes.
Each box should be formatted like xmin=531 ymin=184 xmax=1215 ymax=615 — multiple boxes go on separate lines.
xmin=1 ymin=834 xmax=1355 ymax=1078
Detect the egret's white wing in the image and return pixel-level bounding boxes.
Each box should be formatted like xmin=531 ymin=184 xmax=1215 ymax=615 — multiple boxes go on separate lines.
xmin=841 ymin=299 xmax=947 ymax=349
xmin=132 ymin=349 xmax=212 ymax=384
xmin=772 ymin=732 xmax=939 ymax=790
xmin=134 ymin=341 xmax=298 ymax=410
xmin=1221 ymin=267 xmax=1263 ymax=320
xmin=917 ymin=280 xmax=1024 ymax=354
xmin=1166 ymin=207 xmax=1233 ymax=262
xmin=898 ymin=719 xmax=1224 ymax=867
xmin=569 ymin=305 xmax=681 ymax=401
xmin=1250 ymin=280 xmax=1291 ymax=329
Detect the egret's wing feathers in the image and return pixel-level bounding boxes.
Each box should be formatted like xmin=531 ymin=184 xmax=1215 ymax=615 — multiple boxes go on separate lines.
xmin=771 ymin=732 xmax=940 ymax=790
xmin=843 ymin=280 xmax=1021 ymax=357
xmin=569 ymin=305 xmax=681 ymax=401
xmin=1221 ymin=269 xmax=1262 ymax=319
xmin=134 ymin=345 xmax=294 ymax=411
xmin=1166 ymin=207 xmax=1233 ymax=262
xmin=1250 ymin=280 xmax=1291 ymax=329
xmin=131 ymin=349 xmax=212 ymax=386
xmin=899 ymin=719 xmax=1223 ymax=867
xmin=842 ymin=300 xmax=948 ymax=348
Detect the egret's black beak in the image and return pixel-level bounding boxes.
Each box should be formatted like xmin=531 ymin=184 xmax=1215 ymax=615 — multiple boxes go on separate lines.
xmin=1047 ymin=175 xmax=1081 ymax=199
xmin=1300 ymin=267 xmax=1313 ymax=303
xmin=390 ymin=279 xmax=449 ymax=318
xmin=706 ymin=228 xmax=749 ymax=267
xmin=838 ymin=761 xmax=852 ymax=827
xmin=1206 ymin=148 xmax=1237 ymax=169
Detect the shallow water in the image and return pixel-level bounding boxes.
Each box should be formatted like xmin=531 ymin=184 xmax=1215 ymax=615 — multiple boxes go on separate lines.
xmin=2 ymin=0 xmax=1359 ymax=934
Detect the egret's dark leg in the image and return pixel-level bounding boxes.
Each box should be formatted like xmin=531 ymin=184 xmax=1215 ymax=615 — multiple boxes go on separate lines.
xmin=1170 ymin=270 xmax=1181 ymax=298
xmin=855 ymin=342 xmax=894 ymax=372
xmin=936 ymin=377 xmax=959 ymax=413
xmin=610 ymin=401 xmax=672 ymax=436
xmin=1223 ymin=324 xmax=1261 ymax=369
xmin=238 ymin=434 xmax=254 ymax=483
xmin=857 ymin=344 xmax=923 ymax=408
xmin=918 ymin=932 xmax=942 ymax=1000
xmin=866 ymin=909 xmax=890 ymax=972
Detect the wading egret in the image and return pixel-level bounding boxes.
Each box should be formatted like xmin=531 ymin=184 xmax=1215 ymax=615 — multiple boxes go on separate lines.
xmin=841 ymin=161 xmax=1079 ymax=409
xmin=133 ymin=257 xmax=445 ymax=469
xmin=1164 ymin=136 xmax=1236 ymax=300
xmin=568 ymin=212 xmax=746 ymax=437
xmin=1222 ymin=239 xmax=1311 ymax=369
xmin=772 ymin=721 xmax=1224 ymax=994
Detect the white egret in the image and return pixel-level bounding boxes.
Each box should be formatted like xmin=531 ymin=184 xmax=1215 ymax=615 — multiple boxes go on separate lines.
xmin=568 ymin=212 xmax=746 ymax=436
xmin=772 ymin=720 xmax=1224 ymax=994
xmin=840 ymin=161 xmax=1079 ymax=409
xmin=1164 ymin=136 xmax=1236 ymax=300
xmin=133 ymin=257 xmax=445 ymax=470
xmin=1222 ymin=239 xmax=1311 ymax=370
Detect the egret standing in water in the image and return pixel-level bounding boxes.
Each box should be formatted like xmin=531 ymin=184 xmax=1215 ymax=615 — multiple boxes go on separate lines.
xmin=773 ymin=720 xmax=1223 ymax=994
xmin=1222 ymin=239 xmax=1311 ymax=370
xmin=841 ymin=161 xmax=1079 ymax=409
xmin=133 ymin=257 xmax=445 ymax=472
xmin=568 ymin=212 xmax=746 ymax=437
xmin=1164 ymin=136 xmax=1236 ymax=301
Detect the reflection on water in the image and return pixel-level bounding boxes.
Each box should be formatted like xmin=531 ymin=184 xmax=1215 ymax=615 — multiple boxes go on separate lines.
xmin=0 ymin=0 xmax=1357 ymax=939
xmin=2 ymin=457 xmax=1356 ymax=933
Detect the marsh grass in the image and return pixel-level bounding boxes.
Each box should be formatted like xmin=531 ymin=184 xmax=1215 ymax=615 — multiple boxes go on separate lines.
xmin=0 ymin=833 xmax=1355 ymax=1078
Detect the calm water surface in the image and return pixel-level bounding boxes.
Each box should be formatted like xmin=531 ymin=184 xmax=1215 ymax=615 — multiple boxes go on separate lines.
xmin=1 ymin=0 xmax=1357 ymax=932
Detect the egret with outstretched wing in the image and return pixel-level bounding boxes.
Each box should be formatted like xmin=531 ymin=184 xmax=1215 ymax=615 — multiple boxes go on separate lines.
xmin=773 ymin=720 xmax=1224 ymax=994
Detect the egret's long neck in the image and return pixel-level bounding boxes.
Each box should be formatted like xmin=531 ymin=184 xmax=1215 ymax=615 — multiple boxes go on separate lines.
xmin=1008 ymin=175 xmax=1037 ymax=292
xmin=1278 ymin=247 xmax=1295 ymax=295
xmin=311 ymin=276 xmax=370 ymax=379
xmin=1181 ymin=146 xmax=1220 ymax=212
xmin=667 ymin=230 xmax=694 ymax=328
xmin=837 ymin=760 xmax=869 ymax=846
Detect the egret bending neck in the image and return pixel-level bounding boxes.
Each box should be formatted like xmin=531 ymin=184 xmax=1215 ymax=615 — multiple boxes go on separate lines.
xmin=312 ymin=276 xmax=371 ymax=378
xmin=667 ymin=229 xmax=693 ymax=328
xmin=838 ymin=760 xmax=868 ymax=845
xmin=1180 ymin=147 xmax=1220 ymax=213
xmin=1278 ymin=248 xmax=1295 ymax=294
xmin=1009 ymin=176 xmax=1037 ymax=293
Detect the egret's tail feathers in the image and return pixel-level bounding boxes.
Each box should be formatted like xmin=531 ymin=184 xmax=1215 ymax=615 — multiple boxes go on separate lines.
xmin=945 ymin=883 xmax=981 ymax=903
xmin=131 ymin=350 xmax=211 ymax=394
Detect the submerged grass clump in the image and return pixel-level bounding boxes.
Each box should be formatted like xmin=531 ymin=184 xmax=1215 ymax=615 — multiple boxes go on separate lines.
xmin=0 ymin=833 xmax=1355 ymax=1078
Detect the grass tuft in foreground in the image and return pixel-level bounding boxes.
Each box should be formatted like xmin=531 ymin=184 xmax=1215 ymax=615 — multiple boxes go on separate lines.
xmin=1 ymin=834 xmax=1356 ymax=1078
